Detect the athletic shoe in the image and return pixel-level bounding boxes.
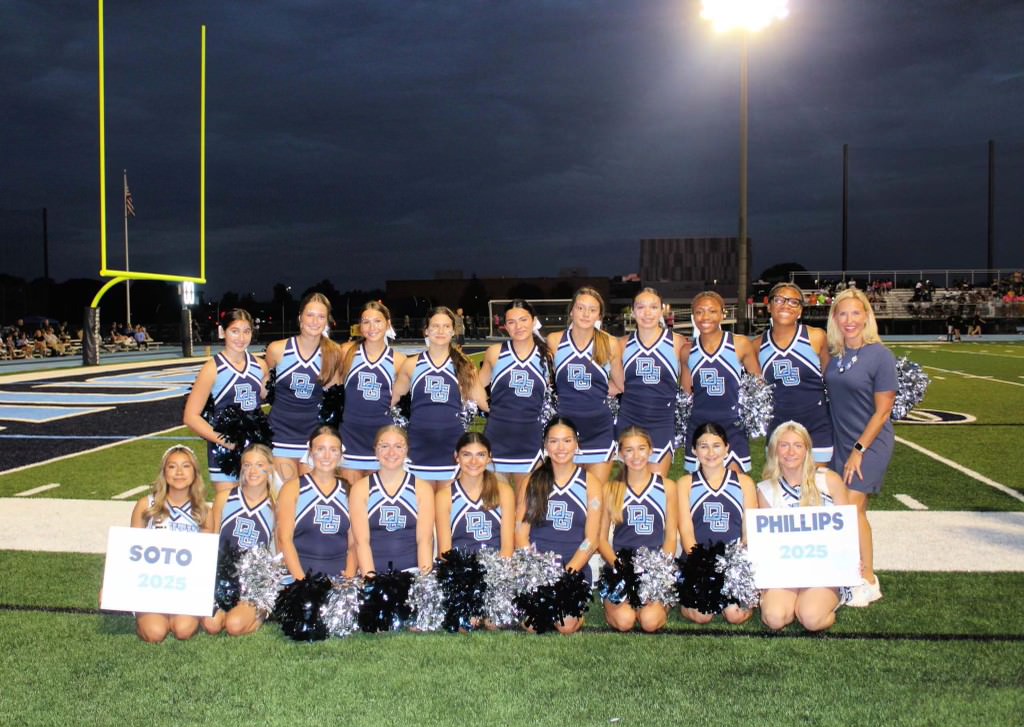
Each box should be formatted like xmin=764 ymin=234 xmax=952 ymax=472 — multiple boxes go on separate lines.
xmin=834 ymin=586 xmax=854 ymax=611
xmin=846 ymin=577 xmax=883 ymax=608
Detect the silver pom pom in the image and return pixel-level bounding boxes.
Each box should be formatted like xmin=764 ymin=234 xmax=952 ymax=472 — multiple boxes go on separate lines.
xmin=738 ymin=373 xmax=774 ymax=439
xmin=478 ymin=549 xmax=519 ymax=628
xmin=512 ymin=547 xmax=562 ymax=596
xmin=672 ymin=390 xmax=693 ymax=449
xmin=237 ymin=546 xmax=287 ymax=618
xmin=716 ymin=540 xmax=759 ymax=610
xmin=634 ymin=546 xmax=680 ymax=607
xmin=538 ymin=382 xmax=558 ymax=425
xmin=321 ymin=576 xmax=362 ymax=638
xmin=457 ymin=400 xmax=481 ymax=431
xmin=389 ymin=405 xmax=409 ymax=429
xmin=605 ymin=395 xmax=621 ymax=423
xmin=407 ymin=571 xmax=446 ymax=632
xmin=892 ymin=357 xmax=930 ymax=421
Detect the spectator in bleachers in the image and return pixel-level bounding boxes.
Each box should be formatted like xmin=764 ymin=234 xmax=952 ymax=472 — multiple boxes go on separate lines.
xmin=43 ymin=326 xmax=65 ymax=356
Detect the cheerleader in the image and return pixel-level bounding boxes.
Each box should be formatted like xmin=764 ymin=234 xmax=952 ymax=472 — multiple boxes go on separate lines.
xmin=265 ymin=292 xmax=339 ymax=485
xmin=130 ymin=445 xmax=209 ymax=643
xmin=757 ymin=421 xmax=850 ymax=631
xmin=349 ymin=425 xmax=435 ymax=574
xmin=598 ymin=427 xmax=678 ymax=633
xmin=275 ymin=426 xmax=357 ymax=580
xmin=183 ymin=309 xmax=268 ymax=490
xmin=392 ymin=307 xmax=487 ymax=487
xmin=479 ymin=300 xmax=552 ymax=498
xmin=515 ymin=417 xmax=602 ymax=634
xmin=676 ymin=422 xmax=758 ymax=625
xmin=758 ymin=283 xmax=833 ymax=463
xmin=337 ymin=301 xmax=407 ymax=485
xmin=546 ymin=288 xmax=624 ymax=484
xmin=617 ymin=288 xmax=688 ymax=477
xmin=202 ymin=444 xmax=276 ymax=637
xmin=435 ymin=432 xmax=515 ymax=557
xmin=682 ymin=291 xmax=761 ymax=473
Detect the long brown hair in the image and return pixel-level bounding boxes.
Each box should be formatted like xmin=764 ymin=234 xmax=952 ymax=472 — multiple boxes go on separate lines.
xmin=455 ymin=432 xmax=501 ymax=511
xmin=341 ymin=301 xmax=393 ymax=380
xmin=569 ymin=287 xmax=612 ymax=367
xmin=505 ymin=299 xmax=552 ymax=383
xmin=605 ymin=426 xmax=653 ymax=525
xmin=144 ymin=445 xmax=209 ymax=526
xmin=424 ymin=306 xmax=476 ymax=397
xmin=524 ymin=416 xmax=579 ymax=526
xmin=299 ymin=292 xmax=343 ymax=385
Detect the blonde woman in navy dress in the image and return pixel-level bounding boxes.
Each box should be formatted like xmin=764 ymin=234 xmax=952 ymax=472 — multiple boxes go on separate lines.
xmin=597 ymin=427 xmax=678 ymax=633
xmin=479 ymin=300 xmax=552 ymax=498
xmin=546 ymin=288 xmax=624 ymax=485
xmin=130 ymin=445 xmax=210 ymax=643
xmin=393 ymin=307 xmax=487 ymax=488
xmin=276 ymin=426 xmax=358 ymax=580
xmin=350 ymin=425 xmax=435 ymax=574
xmin=337 ymin=301 xmax=407 ymax=486
xmin=516 ymin=416 xmax=602 ymax=634
xmin=202 ymin=443 xmax=276 ymax=637
xmin=265 ymin=292 xmax=336 ymax=485
xmin=435 ymin=432 xmax=515 ymax=557
xmin=682 ymin=291 xmax=761 ymax=473
xmin=676 ymin=422 xmax=757 ymax=625
xmin=758 ymin=283 xmax=833 ymax=463
xmin=183 ymin=309 xmax=268 ymax=490
xmin=617 ymin=288 xmax=688 ymax=477
xmin=756 ymin=422 xmax=850 ymax=632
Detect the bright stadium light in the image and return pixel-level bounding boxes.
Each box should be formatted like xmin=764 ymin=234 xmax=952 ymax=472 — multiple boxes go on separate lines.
xmin=701 ymin=0 xmax=789 ymax=33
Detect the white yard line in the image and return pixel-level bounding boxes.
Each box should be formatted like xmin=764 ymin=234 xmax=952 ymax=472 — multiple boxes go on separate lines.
xmin=111 ymin=485 xmax=150 ymax=500
xmin=896 ymin=435 xmax=1024 ymax=503
xmin=893 ymin=493 xmax=928 ymax=510
xmin=14 ymin=483 xmax=61 ymax=497
xmin=922 ymin=365 xmax=1024 ymax=388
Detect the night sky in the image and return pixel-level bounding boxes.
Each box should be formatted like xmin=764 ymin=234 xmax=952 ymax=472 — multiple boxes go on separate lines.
xmin=2 ymin=1 xmax=1021 ymax=298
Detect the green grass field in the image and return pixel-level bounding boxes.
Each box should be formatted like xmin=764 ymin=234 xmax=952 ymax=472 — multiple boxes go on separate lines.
xmin=2 ymin=341 xmax=1023 ymax=726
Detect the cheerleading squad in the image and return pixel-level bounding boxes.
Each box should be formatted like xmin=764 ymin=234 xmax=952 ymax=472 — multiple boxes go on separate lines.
xmin=137 ymin=284 xmax=902 ymax=642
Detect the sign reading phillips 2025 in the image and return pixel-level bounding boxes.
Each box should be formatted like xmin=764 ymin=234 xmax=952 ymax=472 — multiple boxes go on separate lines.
xmin=101 ymin=527 xmax=219 ymax=616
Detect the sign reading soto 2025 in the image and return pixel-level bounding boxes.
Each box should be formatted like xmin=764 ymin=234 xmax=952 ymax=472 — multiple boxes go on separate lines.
xmin=101 ymin=527 xmax=219 ymax=616
xmin=745 ymin=506 xmax=860 ymax=589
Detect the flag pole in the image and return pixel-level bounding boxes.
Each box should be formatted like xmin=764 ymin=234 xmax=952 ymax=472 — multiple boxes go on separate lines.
xmin=123 ymin=169 xmax=131 ymax=327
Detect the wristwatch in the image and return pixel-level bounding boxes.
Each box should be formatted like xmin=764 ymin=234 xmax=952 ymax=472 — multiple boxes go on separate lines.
xmin=853 ymin=441 xmax=865 ymax=452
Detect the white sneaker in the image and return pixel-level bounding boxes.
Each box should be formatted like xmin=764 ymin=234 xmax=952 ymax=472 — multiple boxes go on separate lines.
xmin=846 ymin=577 xmax=883 ymax=608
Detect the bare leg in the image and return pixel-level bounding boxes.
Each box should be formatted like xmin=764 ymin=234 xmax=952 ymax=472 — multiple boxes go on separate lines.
xmin=847 ymin=490 xmax=875 ymax=583
xmin=604 ymin=600 xmax=637 ymax=632
xmin=794 ymin=587 xmax=840 ymax=632
xmin=760 ymin=588 xmax=798 ymax=631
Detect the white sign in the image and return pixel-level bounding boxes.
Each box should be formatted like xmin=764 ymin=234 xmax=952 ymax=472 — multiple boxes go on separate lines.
xmin=745 ymin=506 xmax=861 ymax=589
xmin=101 ymin=526 xmax=219 ymax=616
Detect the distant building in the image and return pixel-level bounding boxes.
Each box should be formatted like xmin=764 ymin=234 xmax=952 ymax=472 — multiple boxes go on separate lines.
xmin=639 ymin=237 xmax=751 ymax=298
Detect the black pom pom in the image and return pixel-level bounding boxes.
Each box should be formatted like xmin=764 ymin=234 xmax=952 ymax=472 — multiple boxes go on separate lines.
xmin=358 ymin=569 xmax=414 ymax=633
xmin=515 ymin=570 xmax=592 ymax=634
xmin=436 ymin=548 xmax=487 ymax=632
xmin=208 ymin=405 xmax=273 ymax=477
xmin=273 ymin=572 xmax=333 ymax=641
xmin=214 ymin=543 xmax=242 ymax=612
xmin=319 ymin=384 xmax=346 ymax=428
xmin=265 ymin=368 xmax=277 ymax=406
xmin=597 ymin=548 xmax=641 ymax=608
xmin=675 ymin=542 xmax=728 ymax=615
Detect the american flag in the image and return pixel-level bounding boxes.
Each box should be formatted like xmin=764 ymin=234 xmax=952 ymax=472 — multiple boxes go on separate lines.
xmin=125 ymin=183 xmax=135 ymax=217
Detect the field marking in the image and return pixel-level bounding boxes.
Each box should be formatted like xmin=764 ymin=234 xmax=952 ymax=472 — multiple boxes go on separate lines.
xmin=893 ymin=494 xmax=928 ymax=510
xmin=111 ymin=485 xmax=150 ymax=500
xmin=896 ymin=435 xmax=1024 ymax=503
xmin=14 ymin=483 xmax=61 ymax=497
xmin=922 ymin=365 xmax=1024 ymax=388
xmin=0 ymin=424 xmax=190 ymax=476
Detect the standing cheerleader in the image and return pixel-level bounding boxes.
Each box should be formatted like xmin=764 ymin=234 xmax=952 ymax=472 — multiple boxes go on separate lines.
xmin=547 ymin=288 xmax=624 ymax=484
xmin=617 ymin=288 xmax=688 ymax=477
xmin=479 ymin=300 xmax=552 ymax=497
xmin=183 ymin=309 xmax=268 ymax=490
xmin=392 ymin=306 xmax=487 ymax=487
xmin=676 ymin=422 xmax=758 ymax=624
xmin=598 ymin=427 xmax=678 ymax=632
xmin=130 ymin=445 xmax=210 ymax=643
xmin=757 ymin=422 xmax=850 ymax=631
xmin=758 ymin=283 xmax=833 ymax=463
xmin=265 ymin=292 xmax=338 ymax=484
xmin=683 ymin=291 xmax=761 ymax=473
xmin=338 ymin=301 xmax=407 ymax=485
xmin=203 ymin=444 xmax=276 ymax=636
xmin=276 ymin=426 xmax=356 ymax=580
xmin=516 ymin=417 xmax=602 ymax=634
xmin=435 ymin=432 xmax=515 ymax=557
xmin=349 ymin=426 xmax=435 ymax=574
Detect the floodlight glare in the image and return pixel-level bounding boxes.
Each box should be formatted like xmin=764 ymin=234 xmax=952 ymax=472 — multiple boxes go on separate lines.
xmin=701 ymin=0 xmax=789 ymax=33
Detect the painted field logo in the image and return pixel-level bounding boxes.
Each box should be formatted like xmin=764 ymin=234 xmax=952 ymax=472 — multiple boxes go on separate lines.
xmin=897 ymin=409 xmax=975 ymax=425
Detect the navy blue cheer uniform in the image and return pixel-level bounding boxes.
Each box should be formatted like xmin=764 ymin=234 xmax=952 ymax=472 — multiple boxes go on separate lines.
xmin=208 ymin=352 xmax=264 ymax=482
xmin=610 ymin=473 xmax=669 ymax=552
xmin=529 ymin=467 xmax=593 ymax=582
xmin=485 ymin=341 xmax=548 ymax=474
xmin=218 ymin=487 xmax=275 ymax=551
xmin=341 ymin=344 xmax=397 ymax=470
xmin=617 ymin=329 xmax=680 ymax=463
xmin=686 ymin=333 xmax=750 ymax=472
xmin=291 ymin=474 xmax=350 ymax=577
xmin=449 ymin=478 xmax=503 ymax=552
xmin=554 ymin=331 xmax=614 ymax=463
xmin=367 ymin=471 xmax=421 ymax=573
xmin=407 ymin=352 xmax=462 ymax=480
xmin=688 ymin=469 xmax=745 ymax=547
xmin=269 ymin=338 xmax=323 ymax=459
xmin=759 ymin=324 xmax=834 ymax=463
xmin=145 ymin=496 xmax=201 ymax=532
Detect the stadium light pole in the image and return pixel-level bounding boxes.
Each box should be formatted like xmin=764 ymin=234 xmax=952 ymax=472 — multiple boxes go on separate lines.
xmin=701 ymin=0 xmax=788 ymax=333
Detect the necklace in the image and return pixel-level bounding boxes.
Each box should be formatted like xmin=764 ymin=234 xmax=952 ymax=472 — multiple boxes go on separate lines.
xmin=837 ymin=345 xmax=862 ymax=374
